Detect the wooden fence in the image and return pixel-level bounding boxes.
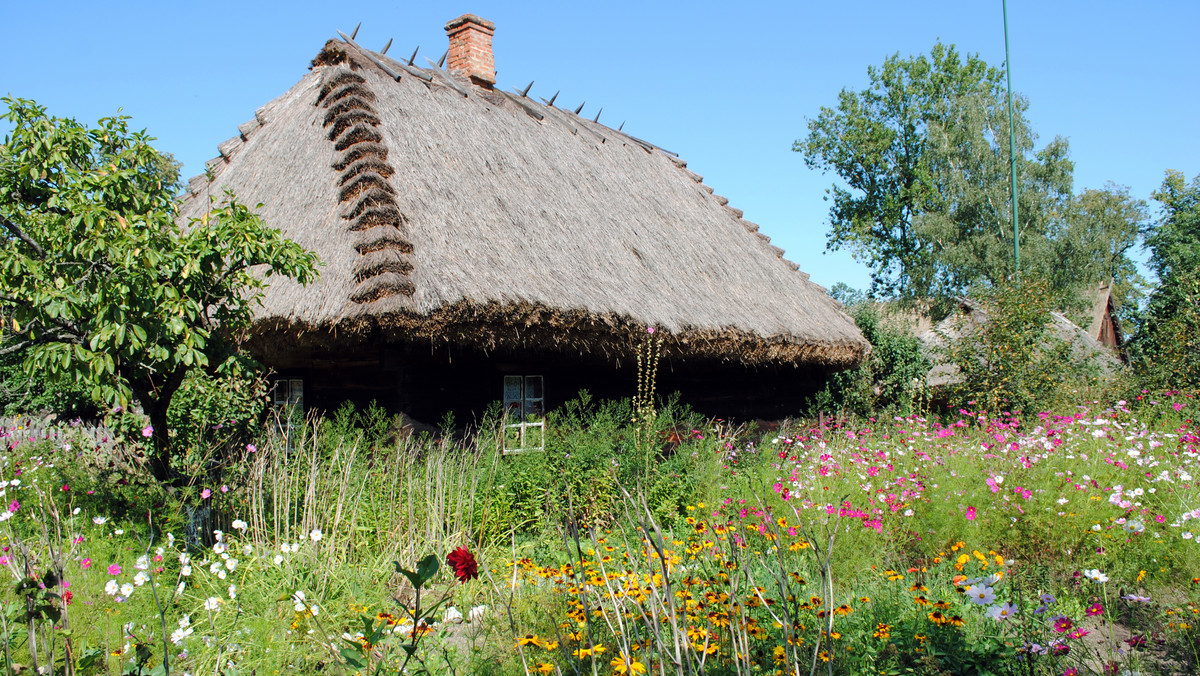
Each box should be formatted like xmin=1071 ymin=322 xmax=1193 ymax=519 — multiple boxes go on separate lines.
xmin=0 ymin=416 xmax=114 ymax=449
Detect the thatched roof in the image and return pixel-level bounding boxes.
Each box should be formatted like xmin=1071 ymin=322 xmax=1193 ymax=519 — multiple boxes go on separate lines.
xmin=918 ymin=298 xmax=1125 ymax=388
xmin=179 ymin=33 xmax=867 ymax=368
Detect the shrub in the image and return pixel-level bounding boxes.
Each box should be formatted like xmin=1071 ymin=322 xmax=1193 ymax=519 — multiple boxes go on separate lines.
xmin=810 ymin=304 xmax=930 ymax=417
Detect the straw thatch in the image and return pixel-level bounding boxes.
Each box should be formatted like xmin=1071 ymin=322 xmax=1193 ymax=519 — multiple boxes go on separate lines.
xmin=918 ymin=298 xmax=1125 ymax=388
xmin=180 ymin=36 xmax=868 ymax=368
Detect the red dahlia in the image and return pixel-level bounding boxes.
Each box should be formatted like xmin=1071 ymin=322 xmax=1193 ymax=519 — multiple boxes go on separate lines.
xmin=447 ymin=547 xmax=478 ymax=582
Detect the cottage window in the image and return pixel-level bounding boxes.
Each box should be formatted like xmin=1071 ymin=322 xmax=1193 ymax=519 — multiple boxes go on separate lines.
xmin=271 ymin=378 xmax=304 ymax=449
xmin=502 ymin=375 xmax=544 ymax=454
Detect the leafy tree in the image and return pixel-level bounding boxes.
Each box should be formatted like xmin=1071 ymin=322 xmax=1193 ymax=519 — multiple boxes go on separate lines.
xmin=0 ymin=97 xmax=319 ymax=482
xmin=1133 ymin=170 xmax=1200 ymax=388
xmin=796 ymin=42 xmax=1093 ymax=303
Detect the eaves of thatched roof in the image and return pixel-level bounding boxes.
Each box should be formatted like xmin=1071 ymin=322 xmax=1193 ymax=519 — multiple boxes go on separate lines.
xmin=179 ymin=33 xmax=868 ymax=369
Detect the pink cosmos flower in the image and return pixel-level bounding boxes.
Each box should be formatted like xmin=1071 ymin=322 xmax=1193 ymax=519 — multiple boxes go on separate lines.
xmin=108 ymin=564 xmax=121 ymax=576
xmin=1085 ymin=603 xmax=1103 ymax=616
xmin=965 ymin=506 xmax=977 ymax=521
xmin=200 ymin=488 xmax=212 ymax=499
xmin=81 ymin=558 xmax=92 ymax=569
xmin=141 ymin=425 xmax=153 ymax=438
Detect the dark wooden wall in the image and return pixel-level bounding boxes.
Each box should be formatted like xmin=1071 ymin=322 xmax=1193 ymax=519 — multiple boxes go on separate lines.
xmin=264 ymin=339 xmax=831 ymax=425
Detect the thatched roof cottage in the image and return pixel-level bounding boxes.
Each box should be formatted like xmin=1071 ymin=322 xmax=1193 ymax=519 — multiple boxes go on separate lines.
xmin=180 ymin=15 xmax=868 ymax=423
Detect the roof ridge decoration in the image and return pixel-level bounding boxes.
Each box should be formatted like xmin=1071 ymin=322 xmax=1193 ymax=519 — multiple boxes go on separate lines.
xmin=315 ymin=66 xmax=416 ymax=304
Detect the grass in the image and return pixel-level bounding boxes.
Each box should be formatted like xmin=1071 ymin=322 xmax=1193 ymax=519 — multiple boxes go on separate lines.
xmin=0 ymin=391 xmax=1196 ymax=675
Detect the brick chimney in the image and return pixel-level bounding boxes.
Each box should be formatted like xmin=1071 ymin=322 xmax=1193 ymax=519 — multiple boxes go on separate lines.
xmin=444 ymin=14 xmax=496 ymax=88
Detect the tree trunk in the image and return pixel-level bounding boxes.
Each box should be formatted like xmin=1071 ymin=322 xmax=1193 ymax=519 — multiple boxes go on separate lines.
xmin=133 ymin=368 xmax=187 ymax=485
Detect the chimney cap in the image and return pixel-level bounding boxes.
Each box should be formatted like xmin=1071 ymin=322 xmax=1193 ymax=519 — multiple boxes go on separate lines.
xmin=445 ymin=14 xmax=495 ymax=33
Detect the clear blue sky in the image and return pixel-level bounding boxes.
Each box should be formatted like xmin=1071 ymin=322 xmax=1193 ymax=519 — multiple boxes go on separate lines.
xmin=4 ymin=1 xmax=1197 ymax=292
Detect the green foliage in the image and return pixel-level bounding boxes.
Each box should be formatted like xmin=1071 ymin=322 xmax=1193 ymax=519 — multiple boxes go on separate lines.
xmin=0 ymin=97 xmax=319 ymax=481
xmin=0 ymin=345 xmax=95 ymax=417
xmin=481 ymin=392 xmax=713 ymax=540
xmin=796 ymin=43 xmax=1138 ymax=309
xmin=810 ymin=303 xmax=930 ymax=417
xmin=1132 ymin=170 xmax=1200 ymax=390
xmin=943 ymin=279 xmax=1104 ymax=413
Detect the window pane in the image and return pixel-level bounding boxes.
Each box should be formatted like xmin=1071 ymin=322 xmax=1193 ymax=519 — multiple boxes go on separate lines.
xmin=503 ymin=375 xmax=523 ymax=403
xmin=525 ymin=399 xmax=544 ymax=419
xmin=503 ymin=425 xmax=522 ymax=450
xmin=289 ymin=379 xmax=304 ymax=409
xmin=525 ymin=376 xmax=543 ymax=399
xmin=525 ymin=425 xmax=543 ymax=450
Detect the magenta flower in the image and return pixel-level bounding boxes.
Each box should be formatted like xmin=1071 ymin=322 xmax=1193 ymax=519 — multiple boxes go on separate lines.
xmin=8 ymin=501 xmax=18 ymax=513
xmin=965 ymin=506 xmax=977 ymax=521
xmin=200 ymin=488 xmax=212 ymax=499
xmin=1085 ymin=602 xmax=1104 ymax=616
xmin=108 ymin=564 xmax=121 ymax=576
xmin=81 ymin=558 xmax=92 ymax=569
xmin=141 ymin=425 xmax=153 ymax=438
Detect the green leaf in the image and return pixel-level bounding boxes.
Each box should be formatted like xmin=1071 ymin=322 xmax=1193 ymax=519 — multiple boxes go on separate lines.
xmin=416 ymin=554 xmax=439 ymax=586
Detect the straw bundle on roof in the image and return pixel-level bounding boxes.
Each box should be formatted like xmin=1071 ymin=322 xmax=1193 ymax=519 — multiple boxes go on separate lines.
xmin=180 ymin=36 xmax=868 ymax=369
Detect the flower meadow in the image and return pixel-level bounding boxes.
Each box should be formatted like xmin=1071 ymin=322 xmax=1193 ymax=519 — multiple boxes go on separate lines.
xmin=0 ymin=392 xmax=1196 ymax=675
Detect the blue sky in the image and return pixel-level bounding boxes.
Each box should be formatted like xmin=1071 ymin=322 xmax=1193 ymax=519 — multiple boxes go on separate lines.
xmin=3 ymin=1 xmax=1197 ymax=292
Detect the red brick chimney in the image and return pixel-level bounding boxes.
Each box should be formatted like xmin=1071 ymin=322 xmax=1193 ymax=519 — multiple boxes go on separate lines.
xmin=444 ymin=14 xmax=496 ymax=88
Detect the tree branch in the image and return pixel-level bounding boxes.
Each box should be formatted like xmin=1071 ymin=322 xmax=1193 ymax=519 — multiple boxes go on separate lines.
xmin=0 ymin=218 xmax=46 ymax=258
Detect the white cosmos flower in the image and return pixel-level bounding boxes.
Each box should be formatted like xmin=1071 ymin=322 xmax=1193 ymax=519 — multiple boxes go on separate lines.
xmin=1083 ymin=569 xmax=1109 ymax=583
xmin=228 ymin=584 xmax=237 ymax=599
xmin=231 ymin=519 xmax=248 ymax=531
xmin=204 ymin=597 xmax=221 ymax=612
xmin=133 ymin=571 xmax=149 ymax=587
xmin=224 ymin=558 xmax=238 ymax=572
xmin=181 ymin=565 xmax=192 ymax=577
xmin=273 ymin=555 xmax=283 ymax=566
xmin=967 ymin=585 xmax=996 ymax=605
xmin=93 ymin=516 xmax=108 ymax=525
xmin=120 ymin=583 xmax=134 ymax=597
xmin=309 ymin=528 xmax=322 ymax=542
xmin=105 ymin=580 xmax=119 ymax=595
xmin=134 ymin=555 xmax=150 ymax=571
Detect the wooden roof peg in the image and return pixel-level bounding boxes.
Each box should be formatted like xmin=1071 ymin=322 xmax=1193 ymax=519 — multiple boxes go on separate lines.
xmin=545 ymin=90 xmax=560 ymax=107
xmin=436 ymin=50 xmax=447 ymax=68
xmin=380 ymin=38 xmax=392 ymax=54
xmin=350 ymin=22 xmax=361 ymax=40
xmin=520 ymin=81 xmax=534 ymax=97
xmin=592 ymin=107 xmax=603 ymax=123
xmin=618 ymin=121 xmax=625 ymax=132
xmin=407 ymin=46 xmax=419 ymax=66
xmin=573 ymin=101 xmax=586 ymax=115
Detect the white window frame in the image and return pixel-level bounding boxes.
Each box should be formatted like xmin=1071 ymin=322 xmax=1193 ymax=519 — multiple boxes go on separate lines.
xmin=502 ymin=375 xmax=544 ymax=454
xmin=271 ymin=378 xmax=305 ymax=450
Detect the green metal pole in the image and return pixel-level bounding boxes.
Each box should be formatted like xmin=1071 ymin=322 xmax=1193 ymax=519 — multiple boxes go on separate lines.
xmin=1003 ymin=0 xmax=1020 ymax=278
